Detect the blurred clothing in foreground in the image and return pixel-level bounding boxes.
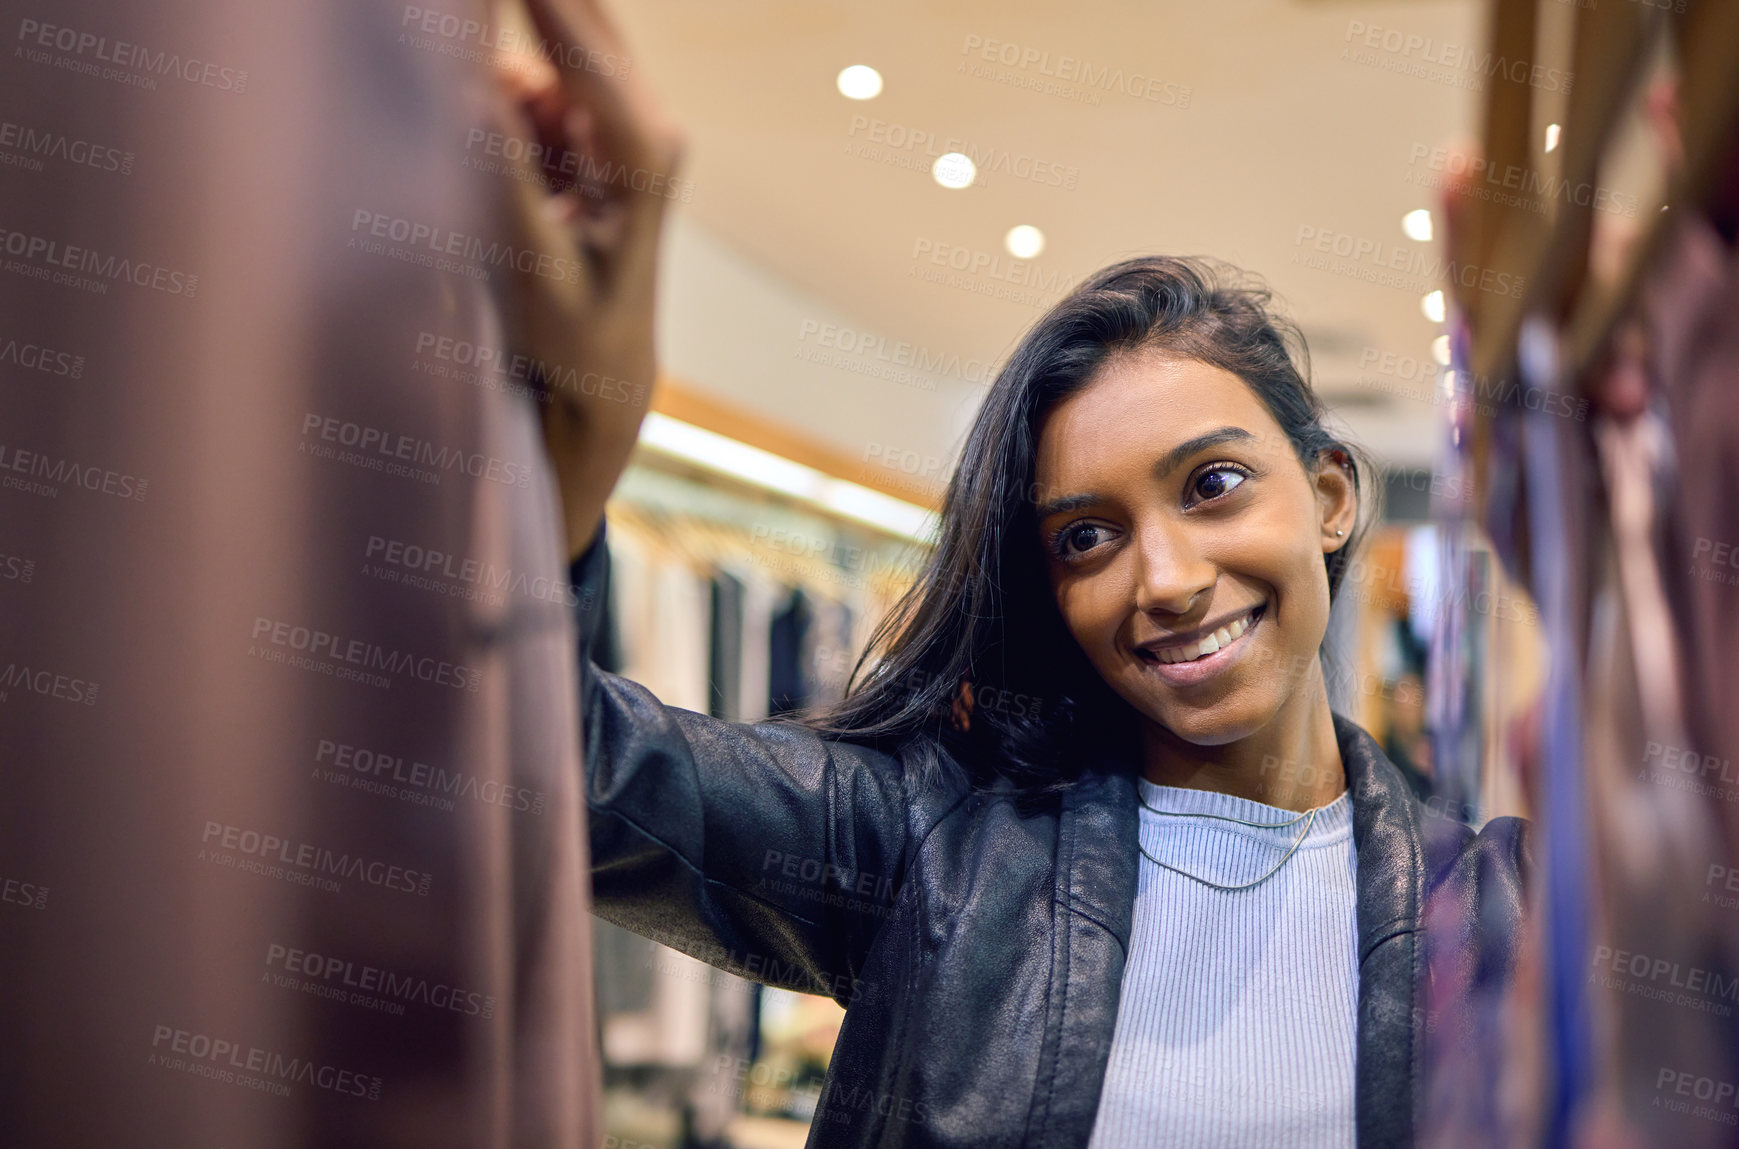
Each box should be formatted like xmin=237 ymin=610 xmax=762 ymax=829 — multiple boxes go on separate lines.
xmin=0 ymin=0 xmax=601 ymax=1145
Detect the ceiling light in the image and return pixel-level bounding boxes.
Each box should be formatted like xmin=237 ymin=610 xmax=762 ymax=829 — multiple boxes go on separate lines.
xmin=636 ymin=413 xmax=937 ymax=542
xmin=1005 ymin=225 xmax=1044 ymax=259
xmin=1402 ymin=209 xmax=1433 ymax=243
xmin=932 ymin=152 xmax=976 ymax=189
xmin=836 ymin=65 xmax=883 ymax=100
xmin=1431 ymin=334 xmax=1452 ymax=366
xmin=1544 ymin=123 xmax=1561 ymax=153
xmin=1421 ymin=290 xmax=1446 ymax=323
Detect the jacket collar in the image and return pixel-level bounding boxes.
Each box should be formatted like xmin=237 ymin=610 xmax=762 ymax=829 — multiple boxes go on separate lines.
xmin=1035 ymin=712 xmax=1424 ymax=1148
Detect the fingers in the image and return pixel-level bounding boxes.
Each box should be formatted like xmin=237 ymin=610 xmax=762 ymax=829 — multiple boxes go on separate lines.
xmin=507 ymin=0 xmax=684 ymax=290
xmin=518 ymin=0 xmax=679 ymax=172
xmin=486 ymin=0 xmax=671 ymax=474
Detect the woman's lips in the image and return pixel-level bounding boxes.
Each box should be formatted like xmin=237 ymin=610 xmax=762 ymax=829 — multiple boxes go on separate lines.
xmin=1132 ymin=605 xmax=1265 ymax=687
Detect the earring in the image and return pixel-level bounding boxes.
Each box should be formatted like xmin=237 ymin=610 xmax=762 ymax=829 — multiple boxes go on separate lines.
xmin=1336 ymin=529 xmax=1344 ymax=537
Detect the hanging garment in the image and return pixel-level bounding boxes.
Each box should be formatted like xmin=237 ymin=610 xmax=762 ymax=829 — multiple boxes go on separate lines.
xmin=769 ymin=587 xmax=812 ymax=718
xmin=1647 ymin=213 xmax=1739 ymax=816
xmin=802 ymin=594 xmax=856 ymax=708
xmin=0 ymin=3 xmax=601 ymax=1145
xmin=592 ymin=521 xmax=713 ymax=1068
xmin=711 ymin=570 xmax=745 ymax=721
xmin=731 ymin=563 xmax=781 ymax=725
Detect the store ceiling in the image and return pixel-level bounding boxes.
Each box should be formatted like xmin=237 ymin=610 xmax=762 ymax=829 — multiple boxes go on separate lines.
xmin=618 ymin=0 xmax=1489 ymax=468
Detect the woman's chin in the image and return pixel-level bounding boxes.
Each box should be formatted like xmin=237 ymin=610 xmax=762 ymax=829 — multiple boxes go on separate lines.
xmin=1142 ymin=695 xmax=1274 ymax=749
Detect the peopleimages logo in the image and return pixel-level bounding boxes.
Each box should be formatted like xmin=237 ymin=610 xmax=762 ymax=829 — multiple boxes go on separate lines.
xmin=795 ymin=320 xmax=996 ymax=388
xmin=265 ymin=942 xmax=496 ymax=1019
xmin=0 ymin=441 xmax=149 ymax=502
xmin=1294 ymin=225 xmax=1525 ymax=299
xmin=349 ymin=209 xmax=583 ymax=284
xmin=0 ymin=226 xmax=198 ymax=297
xmin=200 ymin=820 xmax=434 ymax=897
xmin=1589 ymin=944 xmax=1737 ymax=1017
xmin=0 ymin=660 xmax=99 ymax=705
xmin=314 ymin=739 xmax=546 ymax=815
xmin=957 ymin=34 xmax=1191 ymax=108
xmin=462 ymin=128 xmax=693 ymax=202
xmin=1405 ymin=143 xmax=1639 ymax=218
xmin=413 ymin=332 xmax=644 ymax=406
xmin=364 ymin=534 xmax=581 ymax=609
xmin=249 ymin=615 xmax=483 ymax=692
xmin=2 ymin=874 xmax=48 ymax=910
xmin=149 ymin=1024 xmax=381 ymax=1100
xmin=1356 ymin=347 xmax=1588 ymax=423
xmin=299 ymin=412 xmax=534 ymax=489
xmin=0 ymin=333 xmax=84 ymax=377
xmin=846 ymin=116 xmax=1079 ymax=190
xmin=1654 ymin=1067 xmax=1739 ymax=1126
xmin=15 ymin=18 xmax=249 ymax=93
xmin=0 ymin=119 xmax=134 ymax=175
xmin=399 ymin=6 xmax=629 ymax=76
xmin=1342 ymin=20 xmax=1572 ymax=94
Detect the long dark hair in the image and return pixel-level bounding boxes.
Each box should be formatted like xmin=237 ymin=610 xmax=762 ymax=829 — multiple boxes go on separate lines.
xmin=807 ymin=256 xmax=1376 ymax=797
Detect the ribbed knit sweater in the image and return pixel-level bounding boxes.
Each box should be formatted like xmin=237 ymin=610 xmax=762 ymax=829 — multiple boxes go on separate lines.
xmin=1085 ymin=778 xmax=1359 ymax=1148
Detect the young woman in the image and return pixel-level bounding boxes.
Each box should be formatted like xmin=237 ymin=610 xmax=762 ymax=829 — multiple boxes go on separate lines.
xmin=503 ymin=5 xmax=1530 ymax=1146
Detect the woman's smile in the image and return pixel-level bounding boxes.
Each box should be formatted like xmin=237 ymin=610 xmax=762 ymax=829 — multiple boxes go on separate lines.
xmin=1132 ymin=602 xmax=1266 ymax=686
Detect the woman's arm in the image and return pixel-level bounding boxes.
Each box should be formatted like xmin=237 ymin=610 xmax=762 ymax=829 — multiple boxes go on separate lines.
xmin=571 ymin=525 xmax=945 ymax=1003
xmin=502 ymin=0 xmax=941 ymax=1000
xmin=495 ymin=0 xmax=683 ymax=559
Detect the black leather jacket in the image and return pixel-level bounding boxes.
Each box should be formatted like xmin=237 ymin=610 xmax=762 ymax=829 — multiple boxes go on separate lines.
xmin=571 ymin=523 xmax=1531 ymax=1148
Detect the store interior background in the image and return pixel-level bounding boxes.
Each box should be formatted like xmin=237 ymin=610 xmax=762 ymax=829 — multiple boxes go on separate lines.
xmin=587 ymin=0 xmax=1637 ymax=1143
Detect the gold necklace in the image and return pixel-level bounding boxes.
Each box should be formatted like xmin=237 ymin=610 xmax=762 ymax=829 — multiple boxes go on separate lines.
xmin=1135 ymin=789 xmax=1322 ymax=892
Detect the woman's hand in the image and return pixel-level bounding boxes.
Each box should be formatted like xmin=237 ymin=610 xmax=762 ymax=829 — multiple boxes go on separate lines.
xmin=493 ymin=0 xmax=683 ymax=558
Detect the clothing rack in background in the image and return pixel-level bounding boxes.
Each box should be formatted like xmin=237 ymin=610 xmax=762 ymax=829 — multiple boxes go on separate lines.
xmin=1459 ymin=0 xmax=1739 ymax=404
xmin=1433 ymin=2 xmax=1739 ymax=1145
xmin=641 ymin=374 xmax=943 ymax=544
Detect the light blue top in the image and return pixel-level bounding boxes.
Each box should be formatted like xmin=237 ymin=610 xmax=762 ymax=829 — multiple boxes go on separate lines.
xmin=1086 ymin=778 xmax=1359 ymax=1148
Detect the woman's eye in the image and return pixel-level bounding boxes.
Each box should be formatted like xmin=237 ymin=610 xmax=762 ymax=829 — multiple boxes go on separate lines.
xmin=1192 ymin=466 xmax=1248 ymax=502
xmin=1059 ymin=524 xmax=1105 ymax=556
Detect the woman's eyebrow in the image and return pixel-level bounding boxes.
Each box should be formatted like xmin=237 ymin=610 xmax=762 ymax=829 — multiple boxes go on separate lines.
xmin=1153 ymin=426 xmax=1255 ymax=479
xmin=1033 ymin=427 xmax=1257 ymax=520
xmin=1034 ymin=492 xmax=1101 ymax=519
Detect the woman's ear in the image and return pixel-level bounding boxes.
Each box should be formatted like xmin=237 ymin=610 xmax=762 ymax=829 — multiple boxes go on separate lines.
xmin=950 ymin=676 xmax=975 ymax=733
xmin=1314 ymin=448 xmax=1357 ymax=553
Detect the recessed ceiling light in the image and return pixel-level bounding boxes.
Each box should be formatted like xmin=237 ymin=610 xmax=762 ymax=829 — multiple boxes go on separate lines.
xmin=1544 ymin=123 xmax=1561 ymax=153
xmin=1005 ymin=225 xmax=1045 ymax=259
xmin=1421 ymin=290 xmax=1446 ymax=323
xmin=1402 ymin=209 xmax=1434 ymax=243
xmin=1431 ymin=334 xmax=1452 ymax=366
xmin=932 ymin=152 xmax=976 ymax=189
xmin=836 ymin=65 xmax=883 ymax=100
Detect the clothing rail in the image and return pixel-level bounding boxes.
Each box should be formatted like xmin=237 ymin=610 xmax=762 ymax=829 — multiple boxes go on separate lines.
xmin=1462 ymin=0 xmax=1739 ymax=395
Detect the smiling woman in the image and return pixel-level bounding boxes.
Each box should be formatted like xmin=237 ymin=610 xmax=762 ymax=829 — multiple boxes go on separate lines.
xmin=1032 ymin=348 xmax=1357 ymax=807
xmin=812 ymin=258 xmax=1375 ymax=804
xmin=564 ymin=256 xmax=1531 ymax=1148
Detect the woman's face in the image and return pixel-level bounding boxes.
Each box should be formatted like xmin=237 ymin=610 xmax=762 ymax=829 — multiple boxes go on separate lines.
xmin=1032 ymin=350 xmax=1356 ymax=747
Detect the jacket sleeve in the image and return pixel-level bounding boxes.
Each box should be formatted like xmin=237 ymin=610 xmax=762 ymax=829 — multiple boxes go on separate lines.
xmin=570 ymin=518 xmax=938 ymax=1004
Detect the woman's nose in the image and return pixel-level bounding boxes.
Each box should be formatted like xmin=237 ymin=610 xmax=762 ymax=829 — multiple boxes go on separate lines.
xmin=1131 ymin=522 xmax=1215 ymax=618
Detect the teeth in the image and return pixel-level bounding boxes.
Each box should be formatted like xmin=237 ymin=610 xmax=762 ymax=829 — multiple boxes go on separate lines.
xmin=1152 ymin=609 xmax=1257 ymax=665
